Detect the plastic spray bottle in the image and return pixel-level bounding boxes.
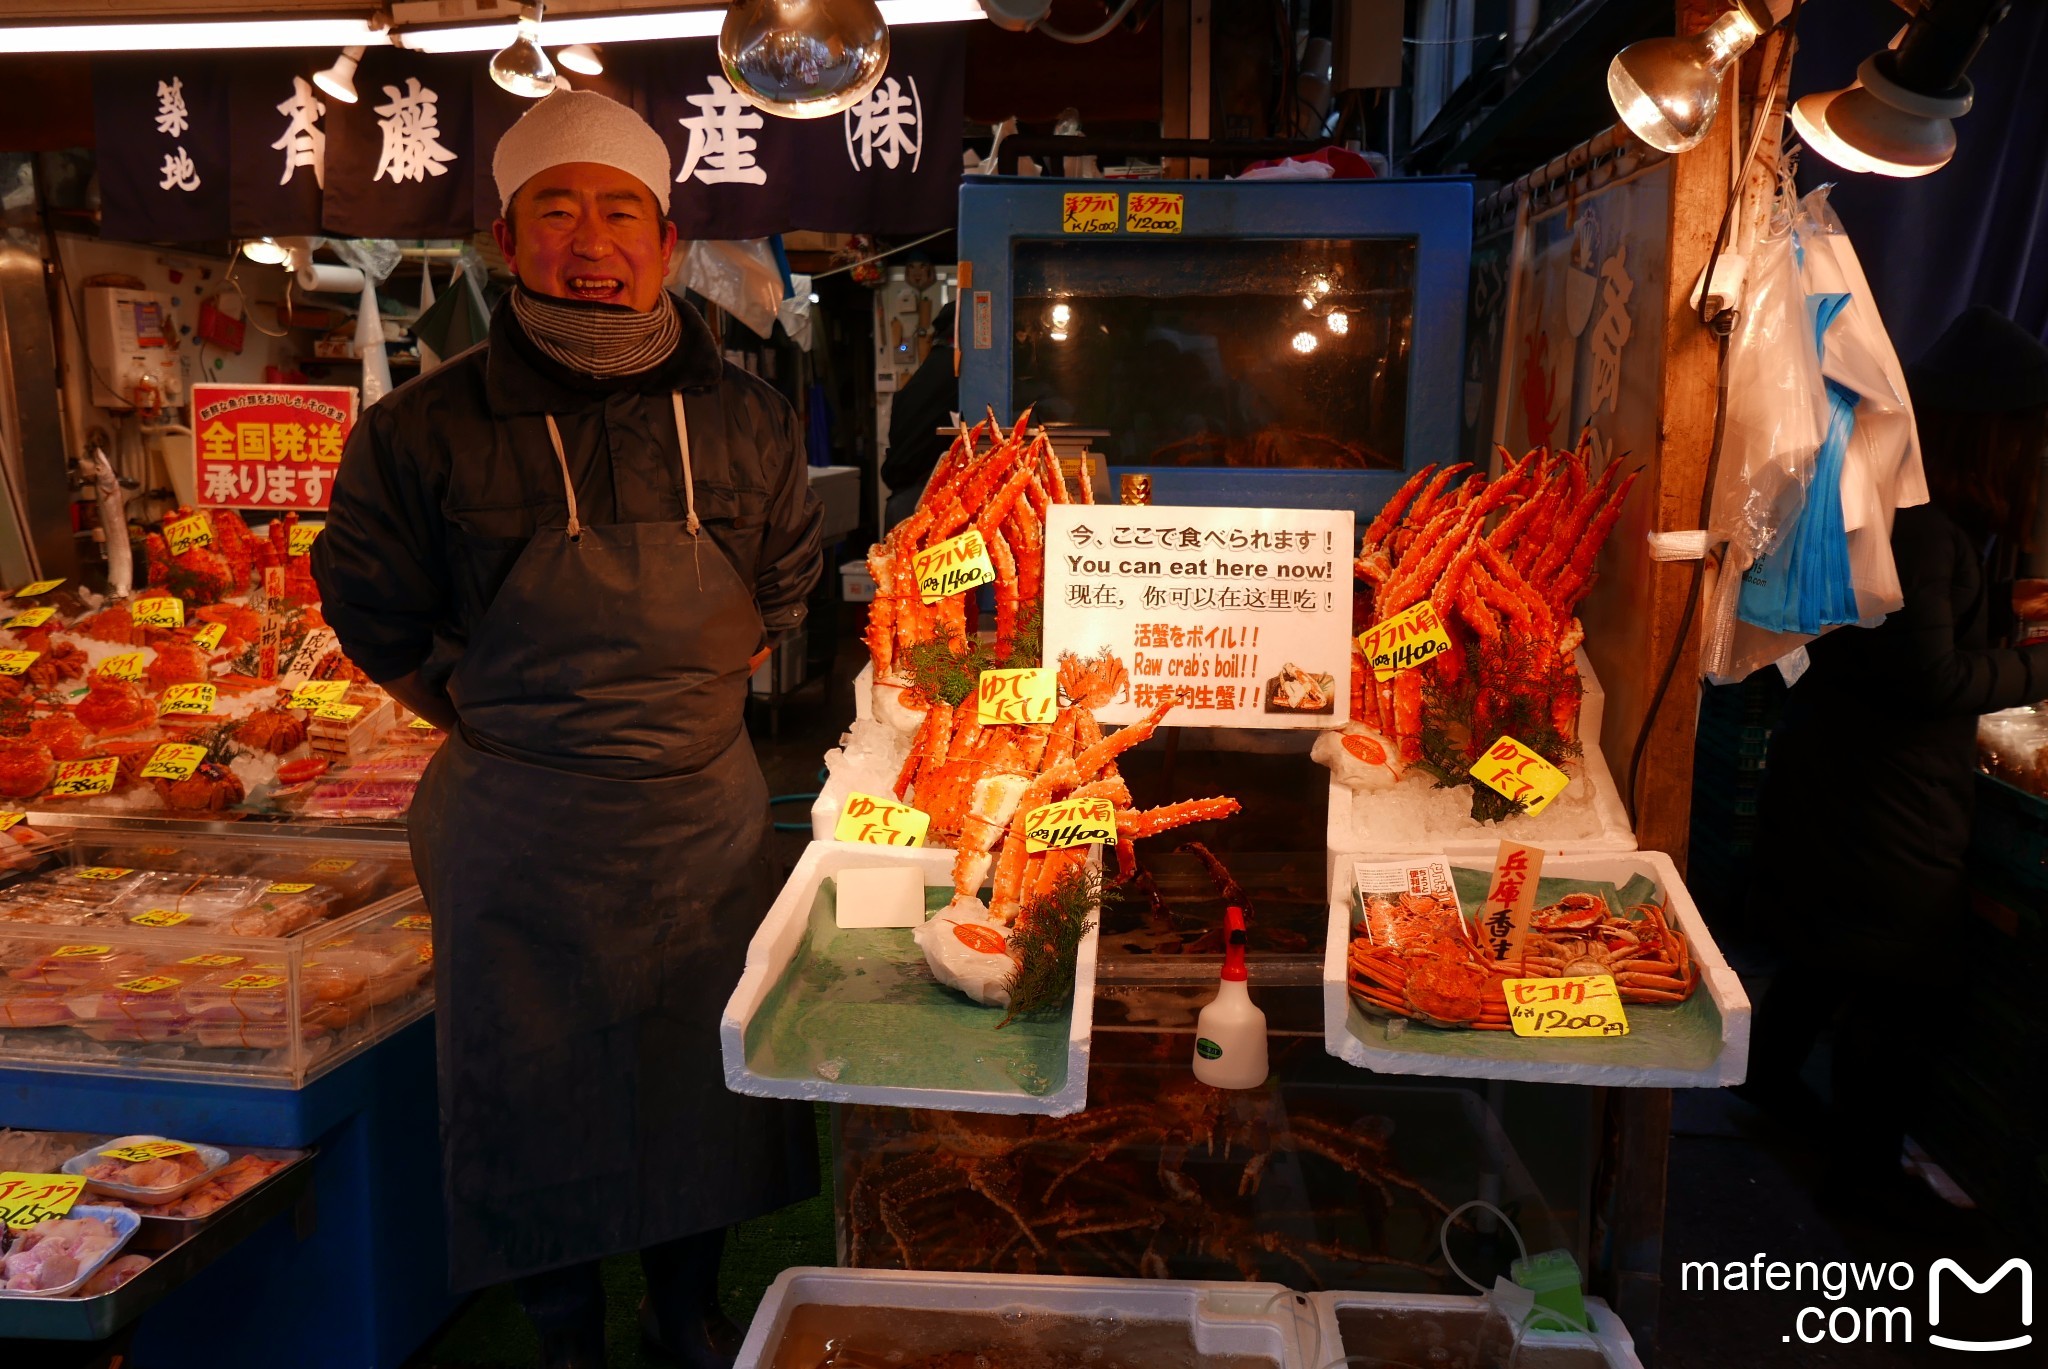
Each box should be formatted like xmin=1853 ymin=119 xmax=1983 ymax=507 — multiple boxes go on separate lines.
xmin=1192 ymin=906 xmax=1268 ymax=1089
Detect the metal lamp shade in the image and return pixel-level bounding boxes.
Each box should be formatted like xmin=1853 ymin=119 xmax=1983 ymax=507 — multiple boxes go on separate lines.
xmin=719 ymin=0 xmax=891 ymax=120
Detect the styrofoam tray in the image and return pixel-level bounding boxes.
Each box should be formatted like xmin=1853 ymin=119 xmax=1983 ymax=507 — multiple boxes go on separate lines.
xmin=0 ymin=1205 xmax=141 ymax=1299
xmin=738 ymin=1266 xmax=1318 ymax=1369
xmin=1308 ymin=1289 xmax=1644 ymax=1369
xmin=62 ymin=1136 xmax=228 ymax=1206
xmin=721 ymin=840 xmax=1100 ymax=1116
xmin=1323 ymin=849 xmax=1749 ymax=1087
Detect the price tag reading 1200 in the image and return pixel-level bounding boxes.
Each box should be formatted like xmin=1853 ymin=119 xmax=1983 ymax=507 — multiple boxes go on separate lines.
xmin=833 ymin=792 xmax=930 ymax=847
xmin=1502 ymin=974 xmax=1630 ymax=1038
xmin=1125 ymin=191 xmax=1184 ymax=234
xmin=911 ymin=530 xmax=995 ymax=604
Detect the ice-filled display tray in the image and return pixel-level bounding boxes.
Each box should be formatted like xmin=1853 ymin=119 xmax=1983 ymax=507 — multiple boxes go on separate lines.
xmin=1323 ymin=850 xmax=1748 ymax=1087
xmin=739 ymin=1266 xmax=1317 ymax=1369
xmin=722 ymin=841 xmax=1099 ymax=1116
xmin=1307 ymin=1289 xmax=1644 ymax=1369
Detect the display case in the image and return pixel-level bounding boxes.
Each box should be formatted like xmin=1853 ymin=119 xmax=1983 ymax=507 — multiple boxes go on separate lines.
xmin=0 ymin=827 xmax=426 ymax=1086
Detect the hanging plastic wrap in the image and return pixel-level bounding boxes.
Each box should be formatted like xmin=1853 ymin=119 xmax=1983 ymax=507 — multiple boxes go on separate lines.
xmin=327 ymin=239 xmax=402 ymax=407
xmin=674 ymin=239 xmax=785 ymax=341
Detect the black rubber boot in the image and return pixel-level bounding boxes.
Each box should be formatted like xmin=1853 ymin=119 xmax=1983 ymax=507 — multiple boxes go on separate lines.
xmin=514 ymin=1260 xmax=609 ymax=1369
xmin=640 ymin=1229 xmax=740 ymax=1369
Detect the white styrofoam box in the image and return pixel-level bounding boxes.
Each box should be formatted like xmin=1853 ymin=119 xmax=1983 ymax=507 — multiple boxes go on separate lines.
xmin=1322 ymin=849 xmax=1749 ymax=1088
xmin=739 ymin=1267 xmax=1319 ymax=1369
xmin=1574 ymin=644 xmax=1606 ymax=744
xmin=839 ymin=559 xmax=877 ymax=603
xmin=807 ymin=464 xmax=862 ymax=542
xmin=1308 ymin=1290 xmax=1644 ymax=1369
xmin=720 ymin=840 xmax=1100 ymax=1116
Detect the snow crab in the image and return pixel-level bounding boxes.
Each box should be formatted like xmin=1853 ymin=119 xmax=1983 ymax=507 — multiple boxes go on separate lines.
xmin=146 ymin=510 xmax=237 ymax=604
xmin=0 ymin=741 xmax=55 ymax=799
xmin=1520 ymin=897 xmax=1697 ymax=1003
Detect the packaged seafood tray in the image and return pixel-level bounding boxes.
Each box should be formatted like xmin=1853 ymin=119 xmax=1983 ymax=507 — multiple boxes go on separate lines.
xmin=61 ymin=1135 xmax=229 ymax=1205
xmin=722 ymin=840 xmax=1100 ymax=1117
xmin=0 ymin=1205 xmax=142 ymax=1298
xmin=0 ymin=828 xmax=430 ymax=1086
xmin=1307 ymin=1289 xmax=1643 ymax=1369
xmin=738 ymin=1266 xmax=1319 ymax=1369
xmin=1322 ymin=850 xmax=1749 ymax=1087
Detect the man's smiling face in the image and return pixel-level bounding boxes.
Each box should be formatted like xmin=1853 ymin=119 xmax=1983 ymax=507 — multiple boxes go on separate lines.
xmin=493 ymin=161 xmax=677 ymax=311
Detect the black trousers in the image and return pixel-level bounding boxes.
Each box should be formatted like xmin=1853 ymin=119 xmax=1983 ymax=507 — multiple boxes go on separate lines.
xmin=512 ymin=1227 xmax=725 ymax=1341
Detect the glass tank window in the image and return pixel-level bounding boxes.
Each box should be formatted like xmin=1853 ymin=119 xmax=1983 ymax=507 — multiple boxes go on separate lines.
xmin=1011 ymin=237 xmax=1417 ymax=469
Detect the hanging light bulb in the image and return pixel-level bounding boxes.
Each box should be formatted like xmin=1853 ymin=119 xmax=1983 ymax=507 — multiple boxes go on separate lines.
xmin=1291 ymin=331 xmax=1319 ymax=355
xmin=1326 ymin=311 xmax=1350 ymax=336
xmin=719 ymin=0 xmax=890 ymax=120
xmin=491 ymin=4 xmax=558 ymax=99
xmin=556 ymin=42 xmax=604 ymax=76
xmin=312 ymin=46 xmax=365 ymax=105
xmin=1606 ymin=0 xmax=1765 ymax=153
xmin=241 ymin=238 xmax=290 ymax=266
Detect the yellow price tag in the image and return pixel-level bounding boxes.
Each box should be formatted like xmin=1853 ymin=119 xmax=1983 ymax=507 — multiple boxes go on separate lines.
xmin=9 ymin=579 xmax=64 ymax=598
xmin=1124 ymin=190 xmax=1184 ymax=234
xmin=140 ymin=743 xmax=207 ymax=781
xmin=74 ymin=867 xmax=132 ymax=881
xmin=220 ymin=973 xmax=286 ymax=992
xmin=179 ymin=953 xmax=244 ymax=968
xmin=163 ymin=512 xmax=214 ymax=554
xmin=1503 ymin=974 xmax=1631 ymax=1038
xmin=833 ymin=791 xmax=931 ymax=847
xmin=1023 ymin=796 xmax=1116 ymax=853
xmin=52 ymin=944 xmax=112 ymax=958
xmin=288 ymin=681 xmax=349 ymax=708
xmin=0 ymin=1172 xmax=87 ymax=1229
xmin=1358 ymin=600 xmax=1455 ymax=680
xmin=1470 ymin=736 xmax=1571 ymax=816
xmin=308 ymin=858 xmax=356 ymax=873
xmin=159 ymin=682 xmax=217 ymax=716
xmin=0 ymin=650 xmax=40 ymax=676
xmin=98 ymin=1140 xmax=196 ymax=1163
xmin=49 ymin=759 xmax=119 ymax=798
xmin=133 ymin=597 xmax=185 ymax=629
xmin=910 ymin=529 xmax=996 ymax=604
xmin=288 ymin=523 xmax=322 ymax=556
xmin=191 ymin=621 xmax=226 ymax=651
xmin=99 ymin=652 xmax=147 ymax=683
xmin=976 ymin=666 xmax=1058 ymax=725
xmin=0 ymin=813 xmax=23 ymax=831
xmin=394 ymin=914 xmax=433 ymax=931
xmin=130 ymin=909 xmax=192 ymax=927
xmin=408 ymin=716 xmax=439 ymax=731
xmin=265 ymin=882 xmax=315 ymax=895
xmin=311 ymin=701 xmax=363 ymax=722
xmin=1060 ymin=189 xmax=1120 ymax=234
xmin=114 ymin=975 xmax=181 ymax=995
xmin=5 ymin=607 xmax=54 ymax=630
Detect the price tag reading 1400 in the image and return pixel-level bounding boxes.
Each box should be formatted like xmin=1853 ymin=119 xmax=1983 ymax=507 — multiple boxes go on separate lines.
xmin=911 ymin=530 xmax=995 ymax=604
xmin=1502 ymin=974 xmax=1630 ymax=1038
xmin=1358 ymin=600 xmax=1454 ymax=680
xmin=1023 ymin=797 xmax=1116 ymax=853
xmin=833 ymin=791 xmax=930 ymax=848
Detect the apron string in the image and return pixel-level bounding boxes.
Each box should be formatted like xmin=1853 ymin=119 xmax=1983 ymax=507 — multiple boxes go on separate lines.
xmin=670 ymin=392 xmax=701 ymax=537
xmin=542 ymin=414 xmax=582 ymax=541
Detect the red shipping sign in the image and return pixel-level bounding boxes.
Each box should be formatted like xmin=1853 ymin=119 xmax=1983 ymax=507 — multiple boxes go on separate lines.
xmin=191 ymin=383 xmax=359 ymax=511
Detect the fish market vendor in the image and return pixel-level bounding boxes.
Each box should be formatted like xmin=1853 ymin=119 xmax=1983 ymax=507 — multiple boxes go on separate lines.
xmin=313 ymin=90 xmax=822 ymax=1369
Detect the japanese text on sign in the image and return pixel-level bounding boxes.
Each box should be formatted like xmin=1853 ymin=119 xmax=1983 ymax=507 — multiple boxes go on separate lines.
xmin=0 ymin=1173 xmax=87 ymax=1229
xmin=50 ymin=759 xmax=119 ymax=798
xmin=977 ymin=667 xmax=1057 ymax=725
xmin=163 ymin=511 xmax=213 ymax=554
xmin=1061 ymin=190 xmax=1118 ymax=234
xmin=1042 ymin=504 xmax=1354 ymax=728
xmin=192 ymin=621 xmax=226 ymax=650
xmin=100 ymin=653 xmax=146 ymax=682
xmin=141 ymin=743 xmax=206 ymax=781
xmin=312 ymin=701 xmax=363 ymax=722
xmin=1479 ymin=840 xmax=1545 ymax=962
xmin=288 ymin=523 xmax=322 ymax=556
xmin=4 ymin=607 xmax=54 ymax=630
xmin=911 ymin=530 xmax=995 ymax=603
xmin=131 ymin=909 xmax=192 ymax=927
xmin=0 ymin=814 xmax=23 ymax=831
xmin=0 ymin=651 xmax=39 ymax=676
xmin=1125 ymin=191 xmax=1183 ymax=234
xmin=115 ymin=975 xmax=181 ymax=995
xmin=10 ymin=579 xmax=63 ymax=598
xmin=180 ymin=954 xmax=243 ymax=968
xmin=133 ymin=597 xmax=184 ymax=629
xmin=1471 ymin=736 xmax=1571 ymax=815
xmin=1503 ymin=974 xmax=1630 ymax=1038
xmin=190 ymin=383 xmax=357 ymax=511
xmin=160 ymin=683 xmax=217 ymax=716
xmin=100 ymin=1140 xmax=195 ymax=1163
xmin=833 ymin=791 xmax=931 ymax=847
xmin=221 ymin=974 xmax=287 ymax=992
xmin=1024 ymin=797 xmax=1116 ymax=853
xmin=288 ymin=680 xmax=349 ymax=708
xmin=74 ymin=868 xmax=131 ymax=881
xmin=266 ymin=883 xmax=315 ymax=895
xmin=1358 ymin=600 xmax=1454 ymax=680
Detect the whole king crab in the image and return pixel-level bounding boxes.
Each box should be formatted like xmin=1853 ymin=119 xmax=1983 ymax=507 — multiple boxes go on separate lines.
xmin=74 ymin=680 xmax=157 ymax=735
xmin=145 ymin=507 xmax=237 ymax=605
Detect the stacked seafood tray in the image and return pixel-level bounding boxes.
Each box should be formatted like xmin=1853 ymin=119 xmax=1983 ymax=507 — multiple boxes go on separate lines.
xmin=0 ymin=507 xmax=442 ymax=826
xmin=0 ymin=825 xmax=429 ymax=1086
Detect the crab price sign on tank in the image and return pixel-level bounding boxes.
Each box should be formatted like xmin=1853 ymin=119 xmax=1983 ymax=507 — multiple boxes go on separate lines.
xmin=189 ymin=382 xmax=358 ymax=511
xmin=1042 ymin=504 xmax=1355 ymax=729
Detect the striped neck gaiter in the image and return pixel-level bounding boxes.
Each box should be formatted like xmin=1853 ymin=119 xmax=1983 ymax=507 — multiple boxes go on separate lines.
xmin=508 ymin=284 xmax=682 ymax=378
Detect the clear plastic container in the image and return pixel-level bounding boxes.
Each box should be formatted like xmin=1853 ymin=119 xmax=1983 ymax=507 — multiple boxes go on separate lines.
xmin=62 ymin=1135 xmax=229 ymax=1205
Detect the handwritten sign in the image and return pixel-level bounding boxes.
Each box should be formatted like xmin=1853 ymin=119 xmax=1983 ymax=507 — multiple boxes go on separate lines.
xmin=0 ymin=813 xmax=23 ymax=831
xmin=99 ymin=652 xmax=146 ymax=682
xmin=179 ymin=953 xmax=244 ymax=968
xmin=1061 ymin=190 xmax=1119 ymax=234
xmin=1023 ymin=797 xmax=1116 ymax=853
xmin=911 ymin=530 xmax=995 ymax=603
xmin=311 ymin=701 xmax=363 ymax=722
xmin=163 ymin=512 xmax=214 ymax=554
xmin=408 ymin=716 xmax=439 ymax=731
xmin=1503 ymin=974 xmax=1630 ymax=1038
xmin=52 ymin=944 xmax=113 ymax=958
xmin=191 ymin=621 xmax=226 ymax=651
xmin=1477 ymin=840 xmax=1545 ymax=962
xmin=976 ymin=667 xmax=1058 ymax=725
xmin=833 ymin=791 xmax=931 ymax=847
xmin=159 ymin=683 xmax=217 ymax=716
xmin=131 ymin=909 xmax=192 ymax=927
xmin=74 ymin=867 xmax=132 ymax=882
xmin=288 ymin=522 xmax=323 ymax=556
xmin=288 ymin=681 xmax=349 ymax=709
xmin=394 ymin=914 xmax=433 ymax=931
xmin=10 ymin=579 xmax=64 ymax=598
xmin=1471 ymin=736 xmax=1571 ymax=815
xmin=114 ymin=975 xmax=181 ymax=995
xmin=265 ymin=882 xmax=315 ymax=895
xmin=99 ymin=1140 xmax=196 ymax=1163
xmin=49 ymin=759 xmax=119 ymax=798
xmin=220 ymin=974 xmax=286 ymax=992
xmin=141 ymin=743 xmax=207 ymax=781
xmin=132 ymin=596 xmax=185 ymax=629
xmin=0 ymin=650 xmax=39 ymax=676
xmin=0 ymin=1172 xmax=87 ymax=1229
xmin=1358 ymin=600 xmax=1455 ymax=680
xmin=1125 ymin=190 xmax=1184 ymax=234
xmin=4 ymin=607 xmax=54 ymax=630
xmin=308 ymin=858 xmax=356 ymax=873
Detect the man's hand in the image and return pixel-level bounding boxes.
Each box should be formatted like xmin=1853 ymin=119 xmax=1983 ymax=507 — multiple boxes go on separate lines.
xmin=2015 ymin=579 xmax=2048 ymax=621
xmin=380 ymin=669 xmax=460 ymax=732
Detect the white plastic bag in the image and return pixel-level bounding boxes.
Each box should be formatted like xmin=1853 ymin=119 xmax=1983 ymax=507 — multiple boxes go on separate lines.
xmin=674 ymin=238 xmax=785 ymax=341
